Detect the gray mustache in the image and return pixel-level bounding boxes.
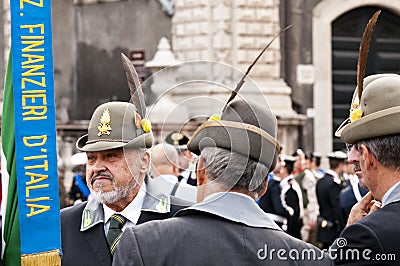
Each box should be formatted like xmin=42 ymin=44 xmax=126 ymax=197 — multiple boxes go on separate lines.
xmin=353 ymin=163 xmax=361 ymax=172
xmin=91 ymin=172 xmax=114 ymax=185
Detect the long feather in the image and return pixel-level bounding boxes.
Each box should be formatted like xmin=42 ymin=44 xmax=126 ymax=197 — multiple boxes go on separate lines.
xmin=121 ymin=53 xmax=146 ymax=118
xmin=222 ymin=24 xmax=292 ymax=113
xmin=357 ymin=10 xmax=381 ymax=100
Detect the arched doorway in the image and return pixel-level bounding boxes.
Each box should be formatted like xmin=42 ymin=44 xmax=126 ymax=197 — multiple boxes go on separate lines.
xmin=331 ymin=7 xmax=400 ymax=150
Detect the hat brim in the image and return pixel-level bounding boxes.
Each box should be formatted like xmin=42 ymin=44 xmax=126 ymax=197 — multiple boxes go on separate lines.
xmin=187 ymin=120 xmax=279 ymax=170
xmin=336 ymin=106 xmax=400 ymax=144
xmin=76 ymin=132 xmax=154 ymax=152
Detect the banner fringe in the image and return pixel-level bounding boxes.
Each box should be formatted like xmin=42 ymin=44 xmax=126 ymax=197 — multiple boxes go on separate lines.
xmin=21 ymin=249 xmax=61 ymax=266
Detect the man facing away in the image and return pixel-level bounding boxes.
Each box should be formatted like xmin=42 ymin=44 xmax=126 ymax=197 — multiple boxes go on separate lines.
xmin=113 ymin=98 xmax=332 ymax=265
xmin=165 ymin=131 xmax=197 ymax=186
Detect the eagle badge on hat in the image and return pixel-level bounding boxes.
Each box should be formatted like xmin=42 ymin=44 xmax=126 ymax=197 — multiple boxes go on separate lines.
xmin=98 ymin=108 xmax=112 ymax=136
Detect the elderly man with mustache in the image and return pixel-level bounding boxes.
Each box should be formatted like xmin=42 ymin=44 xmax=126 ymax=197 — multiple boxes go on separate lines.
xmin=60 ymin=56 xmax=190 ymax=266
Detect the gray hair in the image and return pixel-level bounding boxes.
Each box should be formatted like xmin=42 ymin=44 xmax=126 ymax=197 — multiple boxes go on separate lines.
xmin=200 ymin=147 xmax=270 ymax=196
xmin=358 ymin=134 xmax=400 ymax=171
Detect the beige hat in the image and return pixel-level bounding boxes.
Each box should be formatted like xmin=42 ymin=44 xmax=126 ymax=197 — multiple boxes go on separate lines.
xmin=335 ymin=74 xmax=400 ymax=144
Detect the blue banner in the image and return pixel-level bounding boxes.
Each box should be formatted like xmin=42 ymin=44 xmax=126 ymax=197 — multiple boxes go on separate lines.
xmin=10 ymin=0 xmax=61 ymax=256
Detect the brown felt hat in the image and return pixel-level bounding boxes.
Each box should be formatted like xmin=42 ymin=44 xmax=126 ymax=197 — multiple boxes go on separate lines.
xmin=76 ymin=101 xmax=153 ymax=151
xmin=335 ymin=74 xmax=400 ymax=144
xmin=187 ymin=99 xmax=280 ymax=171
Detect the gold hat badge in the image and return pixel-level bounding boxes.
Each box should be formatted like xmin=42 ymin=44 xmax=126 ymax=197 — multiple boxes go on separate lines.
xmin=98 ymin=108 xmax=112 ymax=136
xmin=171 ymin=132 xmax=184 ymax=146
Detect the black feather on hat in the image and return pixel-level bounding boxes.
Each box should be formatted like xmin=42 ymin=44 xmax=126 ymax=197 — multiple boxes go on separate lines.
xmin=187 ymin=27 xmax=292 ymax=172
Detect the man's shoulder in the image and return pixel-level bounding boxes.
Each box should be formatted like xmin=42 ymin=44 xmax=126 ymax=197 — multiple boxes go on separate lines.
xmin=132 ymin=212 xmax=324 ymax=253
xmin=340 ymin=202 xmax=400 ymax=244
xmin=318 ymin=174 xmax=337 ymax=187
xmin=61 ymin=202 xmax=87 ymax=219
xmin=170 ymin=195 xmax=193 ymax=211
xmin=357 ymin=201 xmax=400 ymax=228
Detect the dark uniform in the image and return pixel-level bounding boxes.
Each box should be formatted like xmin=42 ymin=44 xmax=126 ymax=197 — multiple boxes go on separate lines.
xmin=339 ymin=182 xmax=368 ymax=228
xmin=259 ymin=176 xmax=287 ymax=230
xmin=316 ymin=171 xmax=344 ymax=248
xmin=281 ymin=176 xmax=303 ymax=239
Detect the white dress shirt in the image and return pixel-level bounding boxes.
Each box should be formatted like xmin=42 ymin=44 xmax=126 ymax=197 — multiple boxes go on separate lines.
xmin=103 ymin=182 xmax=146 ymax=234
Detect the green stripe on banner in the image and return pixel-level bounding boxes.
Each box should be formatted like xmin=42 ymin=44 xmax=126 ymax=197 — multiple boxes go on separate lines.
xmin=2 ymin=50 xmax=21 ymax=266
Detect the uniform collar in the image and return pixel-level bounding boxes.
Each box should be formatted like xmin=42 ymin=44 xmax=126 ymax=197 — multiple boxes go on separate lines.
xmin=80 ymin=176 xmax=172 ymax=231
xmin=176 ymin=192 xmax=281 ymax=230
xmin=382 ymin=181 xmax=400 ymax=207
xmin=154 ymin=174 xmax=178 ymax=183
xmin=325 ymin=169 xmax=341 ymax=185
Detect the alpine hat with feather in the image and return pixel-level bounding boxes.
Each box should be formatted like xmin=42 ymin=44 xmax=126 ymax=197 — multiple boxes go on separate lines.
xmin=76 ymin=54 xmax=153 ymax=151
xmin=335 ymin=11 xmax=400 ymax=144
xmin=187 ymin=26 xmax=291 ymax=171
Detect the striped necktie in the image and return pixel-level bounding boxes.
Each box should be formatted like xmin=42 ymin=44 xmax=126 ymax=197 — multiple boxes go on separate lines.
xmin=106 ymin=214 xmax=127 ymax=255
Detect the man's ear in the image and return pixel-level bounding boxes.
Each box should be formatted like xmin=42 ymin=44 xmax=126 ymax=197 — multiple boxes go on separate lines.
xmin=139 ymin=150 xmax=151 ymax=174
xmin=258 ymin=178 xmax=269 ymax=199
xmin=172 ymin=163 xmax=179 ymax=176
xmin=196 ymin=156 xmax=207 ymax=186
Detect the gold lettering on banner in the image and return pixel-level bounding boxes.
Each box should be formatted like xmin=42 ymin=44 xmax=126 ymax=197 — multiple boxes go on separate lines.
xmin=21 ymin=77 xmax=46 ymax=88
xmin=20 ymin=0 xmax=44 ymax=9
xmin=25 ymin=172 xmax=48 ymax=185
xmin=26 ymin=184 xmax=48 ymax=197
xmin=23 ymin=135 xmax=47 ymax=147
xmin=26 ymin=204 xmax=50 ymax=217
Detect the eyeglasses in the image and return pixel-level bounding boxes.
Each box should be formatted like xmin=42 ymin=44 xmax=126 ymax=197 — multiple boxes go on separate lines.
xmin=346 ymin=143 xmax=361 ymax=153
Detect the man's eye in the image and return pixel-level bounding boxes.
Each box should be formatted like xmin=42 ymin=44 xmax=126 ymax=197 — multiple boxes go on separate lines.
xmin=107 ymin=153 xmax=118 ymax=158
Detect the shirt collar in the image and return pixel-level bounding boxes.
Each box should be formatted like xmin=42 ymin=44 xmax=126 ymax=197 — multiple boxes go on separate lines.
xmin=179 ymin=169 xmax=191 ymax=181
xmin=103 ymin=182 xmax=146 ymax=225
xmin=382 ymin=181 xmax=400 ymax=207
xmin=81 ymin=176 xmax=173 ymax=231
xmin=176 ymin=192 xmax=281 ymax=230
xmin=279 ymin=174 xmax=293 ymax=188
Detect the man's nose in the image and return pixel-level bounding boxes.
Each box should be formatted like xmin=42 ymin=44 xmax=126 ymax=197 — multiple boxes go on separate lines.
xmin=347 ymin=145 xmax=359 ymax=163
xmin=92 ymin=159 xmax=107 ymax=172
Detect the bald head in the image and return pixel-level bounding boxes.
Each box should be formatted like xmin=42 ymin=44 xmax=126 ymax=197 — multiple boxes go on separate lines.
xmin=150 ymin=143 xmax=179 ymax=177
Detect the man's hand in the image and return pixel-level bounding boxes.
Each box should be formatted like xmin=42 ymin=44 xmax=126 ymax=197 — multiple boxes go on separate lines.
xmin=346 ymin=192 xmax=381 ymax=226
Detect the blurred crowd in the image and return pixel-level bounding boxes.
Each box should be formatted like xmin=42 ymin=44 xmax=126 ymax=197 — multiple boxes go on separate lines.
xmin=258 ymin=148 xmax=368 ymax=248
